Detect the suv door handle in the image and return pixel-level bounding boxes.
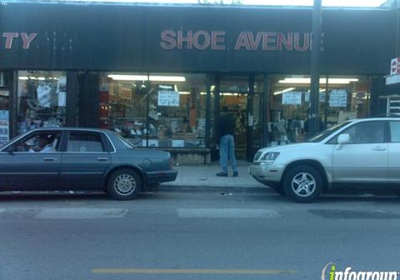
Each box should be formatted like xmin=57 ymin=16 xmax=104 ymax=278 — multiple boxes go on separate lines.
xmin=372 ymin=147 xmax=386 ymax=151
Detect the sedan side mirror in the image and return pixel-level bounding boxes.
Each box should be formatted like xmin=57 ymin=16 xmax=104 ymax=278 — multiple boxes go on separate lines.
xmin=6 ymin=146 xmax=16 ymax=155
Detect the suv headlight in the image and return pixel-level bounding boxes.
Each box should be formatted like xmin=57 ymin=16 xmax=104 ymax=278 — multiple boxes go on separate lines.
xmin=259 ymin=152 xmax=280 ymax=164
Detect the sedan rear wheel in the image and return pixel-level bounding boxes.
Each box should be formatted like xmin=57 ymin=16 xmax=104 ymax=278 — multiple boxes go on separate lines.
xmin=283 ymin=165 xmax=322 ymax=203
xmin=107 ymin=169 xmax=142 ymax=200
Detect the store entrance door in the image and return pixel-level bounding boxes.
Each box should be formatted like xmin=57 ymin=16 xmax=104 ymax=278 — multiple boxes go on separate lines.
xmin=218 ymin=75 xmax=251 ymax=161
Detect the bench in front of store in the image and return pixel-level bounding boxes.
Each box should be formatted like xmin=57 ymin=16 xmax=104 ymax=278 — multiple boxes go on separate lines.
xmin=161 ymin=147 xmax=211 ymax=165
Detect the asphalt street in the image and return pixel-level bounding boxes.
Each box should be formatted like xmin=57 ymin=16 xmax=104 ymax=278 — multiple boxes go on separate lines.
xmin=0 ymin=190 xmax=400 ymax=280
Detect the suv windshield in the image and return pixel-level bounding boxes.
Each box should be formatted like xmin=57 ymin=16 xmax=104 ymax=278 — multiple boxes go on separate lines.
xmin=306 ymin=121 xmax=352 ymax=142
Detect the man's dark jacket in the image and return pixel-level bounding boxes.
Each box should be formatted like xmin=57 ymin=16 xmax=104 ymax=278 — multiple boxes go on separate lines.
xmin=216 ymin=112 xmax=235 ymax=141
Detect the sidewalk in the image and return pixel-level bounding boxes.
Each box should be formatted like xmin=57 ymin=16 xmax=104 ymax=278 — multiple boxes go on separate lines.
xmin=160 ymin=161 xmax=269 ymax=193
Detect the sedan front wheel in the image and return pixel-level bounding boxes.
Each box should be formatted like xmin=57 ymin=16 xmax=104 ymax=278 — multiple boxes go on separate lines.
xmin=283 ymin=165 xmax=323 ymax=203
xmin=107 ymin=169 xmax=142 ymax=200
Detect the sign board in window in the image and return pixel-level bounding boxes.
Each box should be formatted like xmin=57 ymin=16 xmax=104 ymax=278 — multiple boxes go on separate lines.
xmin=282 ymin=92 xmax=302 ymax=105
xmin=304 ymin=91 xmax=326 ymax=103
xmin=390 ymin=57 xmax=400 ymax=75
xmin=329 ymin=90 xmax=348 ymax=107
xmin=158 ymin=91 xmax=180 ymax=107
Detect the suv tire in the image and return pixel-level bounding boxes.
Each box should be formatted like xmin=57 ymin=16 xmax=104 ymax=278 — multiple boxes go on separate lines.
xmin=283 ymin=165 xmax=323 ymax=203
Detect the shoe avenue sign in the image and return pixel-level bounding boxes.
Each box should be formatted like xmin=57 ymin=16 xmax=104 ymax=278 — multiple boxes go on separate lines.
xmin=160 ymin=30 xmax=314 ymax=52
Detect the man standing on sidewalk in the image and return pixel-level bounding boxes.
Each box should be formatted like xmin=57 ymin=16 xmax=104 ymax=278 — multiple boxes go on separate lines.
xmin=216 ymin=106 xmax=238 ymax=177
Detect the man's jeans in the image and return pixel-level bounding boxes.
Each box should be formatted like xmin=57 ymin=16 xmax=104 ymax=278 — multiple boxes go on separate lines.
xmin=219 ymin=134 xmax=238 ymax=173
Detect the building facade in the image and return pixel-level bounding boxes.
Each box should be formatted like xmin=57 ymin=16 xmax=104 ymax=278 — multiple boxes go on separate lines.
xmin=0 ymin=2 xmax=398 ymax=162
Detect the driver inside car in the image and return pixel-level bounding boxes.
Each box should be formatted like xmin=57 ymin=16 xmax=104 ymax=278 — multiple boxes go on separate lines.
xmin=27 ymin=135 xmax=55 ymax=153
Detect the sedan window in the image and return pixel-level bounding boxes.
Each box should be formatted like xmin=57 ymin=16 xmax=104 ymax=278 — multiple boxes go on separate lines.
xmin=67 ymin=132 xmax=105 ymax=152
xmin=11 ymin=132 xmax=61 ymax=153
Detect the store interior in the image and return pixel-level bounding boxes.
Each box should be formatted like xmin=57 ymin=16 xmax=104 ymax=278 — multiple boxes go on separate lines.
xmin=11 ymin=71 xmax=373 ymax=154
xmin=267 ymin=75 xmax=371 ymax=144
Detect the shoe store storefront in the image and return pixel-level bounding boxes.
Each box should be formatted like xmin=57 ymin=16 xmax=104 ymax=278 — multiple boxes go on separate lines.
xmin=0 ymin=2 xmax=397 ymax=163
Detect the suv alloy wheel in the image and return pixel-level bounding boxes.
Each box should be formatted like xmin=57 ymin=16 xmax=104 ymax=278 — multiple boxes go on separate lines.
xmin=283 ymin=165 xmax=323 ymax=203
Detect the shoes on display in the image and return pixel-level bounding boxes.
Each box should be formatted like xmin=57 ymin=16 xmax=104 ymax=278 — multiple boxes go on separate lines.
xmin=216 ymin=172 xmax=228 ymax=177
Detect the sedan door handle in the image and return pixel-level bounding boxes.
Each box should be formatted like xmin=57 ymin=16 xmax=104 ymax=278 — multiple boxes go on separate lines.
xmin=97 ymin=157 xmax=108 ymax=161
xmin=43 ymin=157 xmax=57 ymax=161
xmin=372 ymin=147 xmax=386 ymax=151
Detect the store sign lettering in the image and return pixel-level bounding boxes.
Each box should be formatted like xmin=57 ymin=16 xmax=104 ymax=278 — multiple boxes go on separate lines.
xmin=234 ymin=31 xmax=311 ymax=51
xmin=160 ymin=30 xmax=313 ymax=51
xmin=2 ymin=32 xmax=37 ymax=49
xmin=161 ymin=30 xmax=226 ymax=50
xmin=1 ymin=30 xmax=314 ymax=52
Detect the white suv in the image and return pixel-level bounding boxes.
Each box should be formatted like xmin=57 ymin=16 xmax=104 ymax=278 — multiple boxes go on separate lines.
xmin=249 ymin=118 xmax=400 ymax=202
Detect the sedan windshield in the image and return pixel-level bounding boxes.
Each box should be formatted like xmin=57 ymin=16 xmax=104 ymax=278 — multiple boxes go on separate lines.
xmin=306 ymin=121 xmax=352 ymax=142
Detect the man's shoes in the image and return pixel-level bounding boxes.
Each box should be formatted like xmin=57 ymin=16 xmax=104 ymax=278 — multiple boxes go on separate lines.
xmin=216 ymin=172 xmax=228 ymax=177
xmin=233 ymin=171 xmax=239 ymax=177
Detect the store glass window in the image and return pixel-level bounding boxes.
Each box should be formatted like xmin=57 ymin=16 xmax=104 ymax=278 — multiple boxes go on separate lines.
xmin=209 ymin=79 xmax=217 ymax=148
xmin=219 ymin=75 xmax=249 ymax=149
xmin=252 ymin=75 xmax=264 ymax=149
xmin=0 ymin=72 xmax=10 ymax=147
xmin=99 ymin=73 xmax=208 ymax=148
xmin=17 ymin=71 xmax=67 ymax=134
xmin=268 ymin=75 xmax=370 ymax=144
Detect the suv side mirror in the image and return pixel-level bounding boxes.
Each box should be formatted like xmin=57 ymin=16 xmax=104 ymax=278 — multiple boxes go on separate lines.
xmin=337 ymin=134 xmax=350 ymax=148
